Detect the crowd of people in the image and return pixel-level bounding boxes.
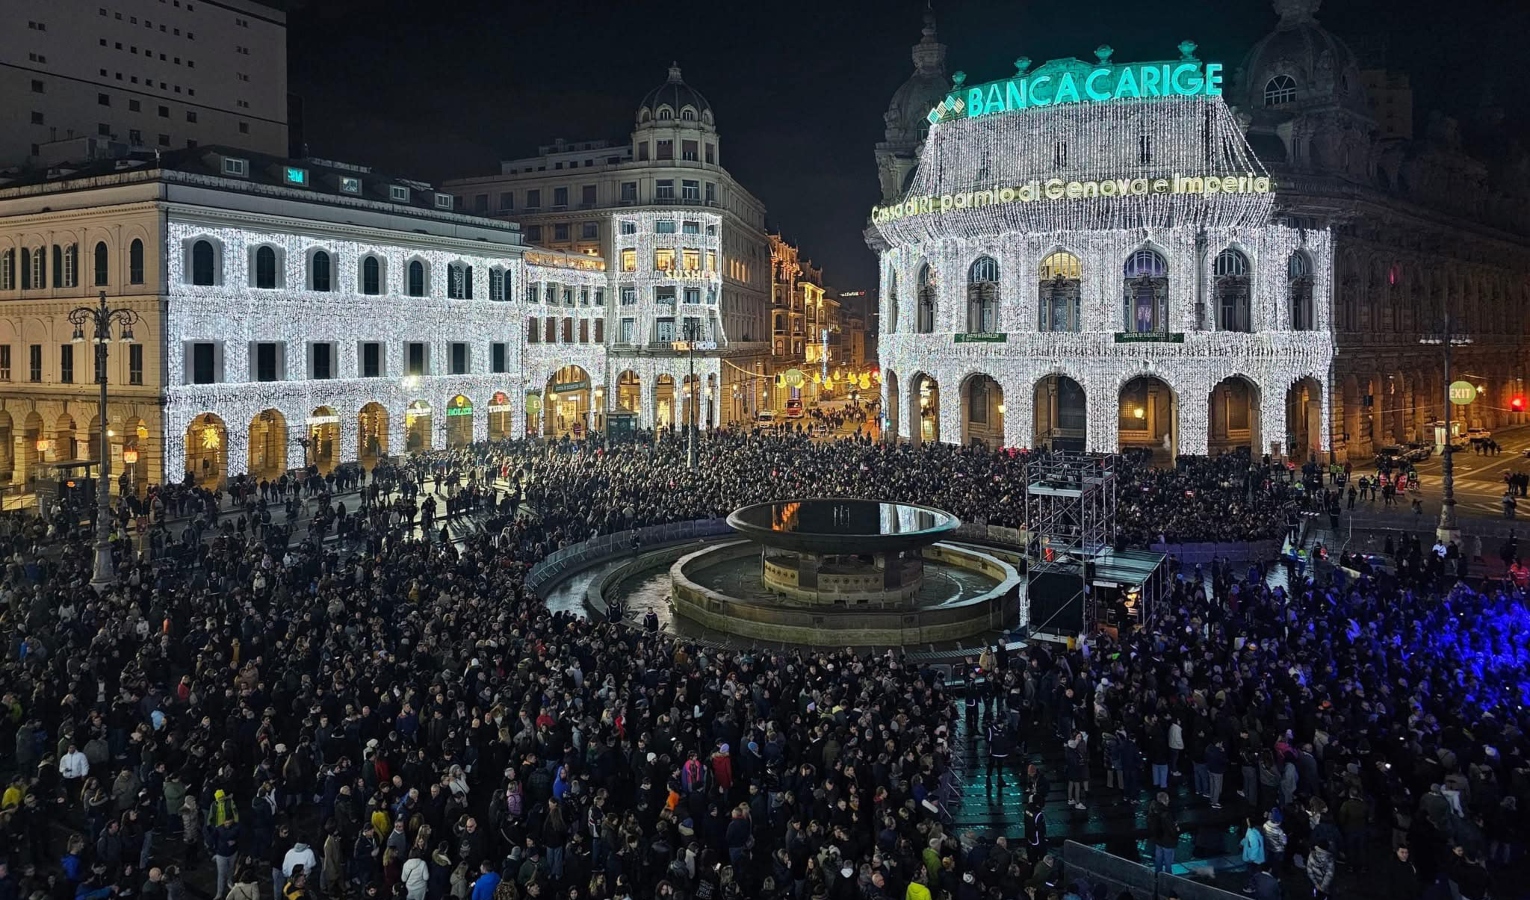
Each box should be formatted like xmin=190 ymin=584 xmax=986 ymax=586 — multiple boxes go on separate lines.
xmin=0 ymin=427 xmax=1519 ymax=900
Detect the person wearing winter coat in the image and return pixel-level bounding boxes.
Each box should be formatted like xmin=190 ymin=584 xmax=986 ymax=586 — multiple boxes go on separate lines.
xmin=1306 ymin=839 xmax=1335 ymax=900
xmin=1241 ymin=818 xmax=1266 ymax=866
xmin=400 ymin=851 xmax=429 ymax=900
xmin=1262 ymin=809 xmax=1288 ymax=870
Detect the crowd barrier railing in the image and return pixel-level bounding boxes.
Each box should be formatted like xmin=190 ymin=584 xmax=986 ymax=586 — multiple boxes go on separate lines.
xmin=1059 ymin=841 xmax=1249 ymax=900
xmin=525 ymin=518 xmax=733 ymax=597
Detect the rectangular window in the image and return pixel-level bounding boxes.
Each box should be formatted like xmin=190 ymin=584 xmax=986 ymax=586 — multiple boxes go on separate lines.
xmin=406 ymin=342 xmax=427 ymax=376
xmin=655 ymin=180 xmax=674 ymax=200
xmin=128 ymin=343 xmax=143 ymax=385
xmin=579 ymin=288 xmax=590 ymax=306
xmin=1139 ymin=134 xmax=1153 ymax=165
xmin=190 ymin=342 xmax=214 ymax=384
xmin=561 ymin=318 xmax=573 ymax=343
xmin=655 ymin=318 xmax=676 ymax=343
xmin=621 ymin=287 xmax=637 ymax=306
xmin=594 ymin=319 xmax=604 ymax=343
xmin=682 ymin=220 xmax=700 ymax=235
xmin=449 ymin=342 xmax=469 ymax=375
xmin=579 ymin=319 xmax=589 ymax=343
xmin=621 ymin=182 xmax=637 ymax=203
xmin=594 ymin=289 xmax=605 ymax=306
xmin=706 ymin=251 xmax=717 ymax=272
xmin=361 ymin=342 xmax=382 ymax=377
xmin=581 ymin=222 xmax=598 ymax=240
xmin=705 ymin=182 xmax=716 ymax=203
xmin=620 ymin=249 xmax=636 ymax=272
xmin=545 ymin=319 xmax=556 ymax=343
xmin=619 ymin=318 xmax=635 ymax=343
xmin=682 ymin=249 xmax=701 ymax=271
xmin=311 ymin=342 xmax=333 ymax=380
xmin=527 ymin=318 xmax=540 ymax=344
xmin=620 ymin=221 xmax=637 ymax=235
xmin=656 ymin=139 xmax=673 ymax=160
xmin=526 ymin=225 xmax=542 ymax=242
xmin=491 ymin=342 xmax=507 ymax=374
xmin=60 ymin=345 xmax=74 ymax=384
xmin=656 ymin=220 xmax=677 ymax=234
xmin=552 ymin=187 xmax=568 ymax=208
xmin=682 ymin=180 xmax=700 ymax=201
xmin=526 ymin=189 xmax=541 ymax=209
xmin=254 ymin=342 xmax=281 ymax=382
xmin=705 ymin=144 xmax=715 ymax=164
xmin=581 ymin=185 xmax=597 ymax=206
xmin=655 ymin=286 xmax=677 ymax=306
xmin=637 ymin=142 xmax=649 ymax=162
xmin=28 ymin=345 xmax=42 ymax=383
xmin=0 ymin=345 xmax=10 ymax=381
xmin=99 ymin=93 xmax=111 ymax=106
xmin=684 ymin=287 xmax=701 ymax=305
xmin=499 ymin=191 xmax=513 ymax=210
xmin=554 ymin=223 xmax=570 ymax=241
xmin=655 ymin=248 xmax=675 ymax=271
xmin=682 ymin=140 xmax=698 ymax=161
xmin=473 ymin=193 xmax=488 ymax=213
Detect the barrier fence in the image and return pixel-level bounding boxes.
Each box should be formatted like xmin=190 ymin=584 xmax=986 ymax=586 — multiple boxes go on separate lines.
xmin=525 ymin=518 xmax=733 ymax=597
xmin=1059 ymin=842 xmax=1248 ymax=900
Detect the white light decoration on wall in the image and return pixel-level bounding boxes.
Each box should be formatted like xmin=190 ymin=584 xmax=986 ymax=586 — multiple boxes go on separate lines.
xmin=871 ymin=89 xmax=1334 ymax=458
xmin=162 ymin=220 xmax=612 ymax=480
xmin=611 ymin=210 xmax=724 ymax=346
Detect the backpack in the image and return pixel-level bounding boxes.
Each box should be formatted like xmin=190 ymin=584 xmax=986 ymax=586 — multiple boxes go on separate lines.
xmin=506 ymin=785 xmax=523 ymax=818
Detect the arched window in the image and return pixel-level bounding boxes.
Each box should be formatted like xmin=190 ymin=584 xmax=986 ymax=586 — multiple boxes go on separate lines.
xmin=1289 ymin=251 xmax=1314 ymax=331
xmin=885 ymin=269 xmax=899 ymax=335
xmin=407 ymin=260 xmax=426 ymax=297
xmin=1214 ymin=248 xmax=1251 ymax=332
xmin=447 ymin=263 xmax=472 ymax=300
xmin=58 ymin=244 xmax=78 ymax=288
xmin=657 ymin=107 xmax=673 ymax=121
xmin=1264 ymin=75 xmax=1297 ymax=107
xmin=311 ymin=250 xmax=332 ymax=292
xmin=93 ymin=242 xmax=109 ymax=287
xmin=489 ymin=268 xmax=507 ymax=302
xmin=966 ymin=257 xmax=999 ymax=333
xmin=681 ymin=107 xmax=697 ymax=121
xmin=254 ymin=246 xmax=278 ymax=289
xmin=361 ymin=256 xmax=382 ymax=295
xmin=191 ymin=239 xmax=216 ymax=286
xmin=0 ymin=248 xmax=12 ymax=290
xmin=1038 ymin=251 xmax=1082 ymax=333
xmin=22 ymin=247 xmax=43 ymax=289
xmin=916 ymin=264 xmax=937 ymax=334
xmin=129 ymin=239 xmax=145 ymax=285
xmin=1121 ymin=249 xmax=1169 ymax=333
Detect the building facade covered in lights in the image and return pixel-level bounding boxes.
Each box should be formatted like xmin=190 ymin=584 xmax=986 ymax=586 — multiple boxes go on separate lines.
xmin=0 ymin=146 xmax=609 ymax=490
xmin=871 ymin=1 xmax=1530 ymax=461
xmin=869 ymin=35 xmax=1335 ymax=459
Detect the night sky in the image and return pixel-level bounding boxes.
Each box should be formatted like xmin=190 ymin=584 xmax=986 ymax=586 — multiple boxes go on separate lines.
xmin=286 ymin=0 xmax=1528 ymax=290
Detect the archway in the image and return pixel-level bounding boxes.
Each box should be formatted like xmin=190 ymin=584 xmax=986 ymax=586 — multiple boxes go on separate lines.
xmin=86 ymin=415 xmax=103 ymax=463
xmin=1384 ymin=372 xmax=1407 ymax=444
xmin=656 ymin=375 xmax=677 ymax=430
xmin=546 ymin=365 xmax=591 ymax=439
xmin=185 ymin=413 xmax=228 ymax=489
xmin=18 ymin=411 xmax=42 ymax=487
xmin=487 ymin=392 xmax=512 ymax=441
xmin=617 ymin=370 xmax=641 ymax=414
xmin=1286 ymin=377 xmax=1323 ymax=463
xmin=307 ymin=406 xmax=340 ymax=473
xmin=1033 ymin=374 xmax=1086 ymax=451
xmin=445 ymin=394 xmax=474 ymax=448
xmin=1209 ymin=376 xmax=1260 ymax=456
xmin=248 ymin=409 xmax=288 ymax=481
xmin=404 ymin=400 xmax=432 ymax=454
xmin=1119 ymin=376 xmax=1176 ymax=462
xmin=358 ymin=403 xmax=389 ymax=468
xmin=961 ymin=374 xmax=1004 ymax=448
xmin=53 ymin=413 xmax=79 ymax=463
xmin=0 ymin=411 xmax=12 ymax=485
xmin=885 ymin=370 xmax=900 ymax=443
xmin=909 ymin=373 xmax=940 ymax=447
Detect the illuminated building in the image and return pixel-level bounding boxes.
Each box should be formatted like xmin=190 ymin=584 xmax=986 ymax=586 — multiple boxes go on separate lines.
xmin=445 ymin=65 xmax=773 ymax=429
xmin=0 ymin=147 xmax=605 ymax=490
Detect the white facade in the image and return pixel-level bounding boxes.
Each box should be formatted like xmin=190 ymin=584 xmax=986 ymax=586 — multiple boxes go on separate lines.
xmin=870 ymin=55 xmax=1335 ymax=460
xmin=0 ymin=0 xmax=287 ymax=167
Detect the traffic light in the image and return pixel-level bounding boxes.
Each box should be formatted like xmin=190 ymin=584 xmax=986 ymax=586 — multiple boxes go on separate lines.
xmin=1513 ymin=396 xmax=1525 ymax=413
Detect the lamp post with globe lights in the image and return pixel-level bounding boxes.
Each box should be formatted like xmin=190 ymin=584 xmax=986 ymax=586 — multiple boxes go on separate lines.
xmin=68 ymin=290 xmax=138 ymax=588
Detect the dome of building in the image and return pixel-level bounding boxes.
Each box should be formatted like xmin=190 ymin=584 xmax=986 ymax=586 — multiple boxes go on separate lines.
xmin=883 ymin=11 xmax=949 ymax=147
xmin=637 ymin=64 xmax=714 ymax=126
xmin=1237 ymin=0 xmax=1368 ymax=116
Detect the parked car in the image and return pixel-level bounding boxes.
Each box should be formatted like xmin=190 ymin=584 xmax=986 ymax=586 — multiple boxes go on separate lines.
xmin=754 ymin=410 xmax=777 ymax=425
xmin=1468 ymin=427 xmax=1492 ymax=441
xmin=1375 ymin=445 xmax=1407 ymax=466
xmin=1402 ymin=441 xmax=1433 ymax=462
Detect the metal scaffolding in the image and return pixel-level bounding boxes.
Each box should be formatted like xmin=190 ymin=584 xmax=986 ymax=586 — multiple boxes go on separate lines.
xmin=1025 ymin=452 xmax=1118 ymax=639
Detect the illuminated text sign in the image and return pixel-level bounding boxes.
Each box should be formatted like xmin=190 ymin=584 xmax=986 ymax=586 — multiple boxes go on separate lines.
xmin=871 ymin=173 xmax=1272 ymax=225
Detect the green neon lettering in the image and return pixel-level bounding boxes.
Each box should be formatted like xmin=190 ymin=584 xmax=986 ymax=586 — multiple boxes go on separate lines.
xmin=1114 ymin=67 xmax=1140 ymax=99
xmin=1171 ymin=63 xmax=1202 ymax=95
xmin=985 ymin=84 xmax=1004 ymax=113
xmin=968 ymin=88 xmax=985 ymax=117
xmin=1054 ymin=72 xmax=1081 ymax=105
xmin=1006 ymin=79 xmax=1026 ymax=111
xmin=1139 ymin=65 xmax=1162 ymax=98
xmin=1085 ymin=68 xmax=1112 ymax=101
xmin=1030 ymin=75 xmax=1053 ymax=106
xmin=1203 ymin=62 xmax=1224 ymax=97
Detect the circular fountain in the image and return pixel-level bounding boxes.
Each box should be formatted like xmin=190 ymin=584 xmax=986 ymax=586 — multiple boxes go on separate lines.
xmin=664 ymin=499 xmax=1021 ymax=646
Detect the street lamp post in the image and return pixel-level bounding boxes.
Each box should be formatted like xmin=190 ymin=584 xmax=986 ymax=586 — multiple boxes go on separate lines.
xmin=69 ymin=290 xmax=138 ymax=589
xmin=1422 ymin=311 xmax=1471 ymax=544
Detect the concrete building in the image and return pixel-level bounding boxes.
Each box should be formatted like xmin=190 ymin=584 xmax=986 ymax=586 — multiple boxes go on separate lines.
xmin=445 ymin=65 xmax=773 ymax=429
xmin=0 ymin=146 xmax=609 ymax=493
xmin=0 ymin=0 xmax=288 ymax=168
